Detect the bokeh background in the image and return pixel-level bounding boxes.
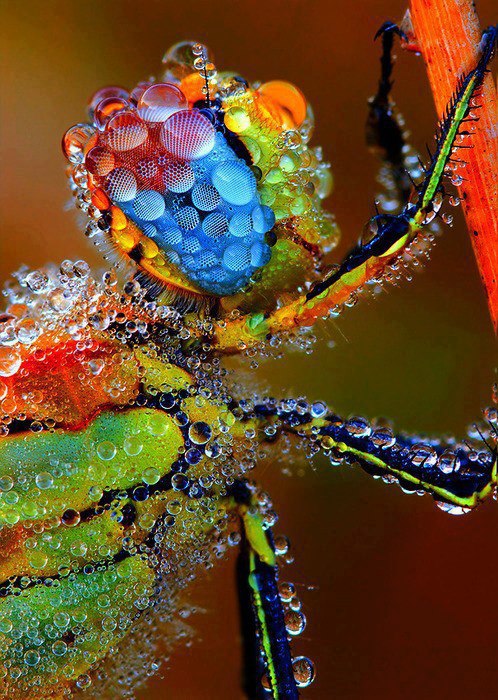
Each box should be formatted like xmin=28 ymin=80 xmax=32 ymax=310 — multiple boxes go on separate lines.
xmin=1 ymin=1 xmax=497 ymax=698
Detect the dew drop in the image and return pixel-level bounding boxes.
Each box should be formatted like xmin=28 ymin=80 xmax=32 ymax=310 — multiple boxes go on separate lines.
xmin=285 ymin=610 xmax=306 ymax=636
xmin=188 ymin=421 xmax=212 ymax=445
xmin=35 ymin=471 xmax=54 ymax=490
xmin=292 ymin=656 xmax=315 ymax=688
xmin=97 ymin=441 xmax=117 ymax=460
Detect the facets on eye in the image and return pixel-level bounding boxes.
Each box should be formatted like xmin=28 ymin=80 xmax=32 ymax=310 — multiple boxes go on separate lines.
xmin=133 ymin=190 xmax=166 ymax=221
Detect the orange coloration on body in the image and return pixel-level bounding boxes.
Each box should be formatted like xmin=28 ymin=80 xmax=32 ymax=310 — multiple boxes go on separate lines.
xmin=2 ymin=337 xmax=140 ymax=428
xmin=110 ymin=204 xmax=128 ymax=230
xmin=409 ymin=0 xmax=498 ymax=330
xmin=258 ymin=80 xmax=308 ymax=128
xmin=91 ymin=187 xmax=110 ymax=210
xmin=179 ymin=71 xmax=206 ymax=104
xmin=0 ymin=524 xmax=29 ymax=561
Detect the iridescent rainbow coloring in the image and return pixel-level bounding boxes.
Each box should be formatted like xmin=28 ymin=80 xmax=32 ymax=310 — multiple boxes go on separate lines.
xmin=63 ymin=42 xmax=336 ymax=308
xmin=0 ymin=27 xmax=496 ymax=700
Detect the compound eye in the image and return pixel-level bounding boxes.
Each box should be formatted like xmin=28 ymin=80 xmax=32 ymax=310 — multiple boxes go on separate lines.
xmin=64 ymin=81 xmax=275 ymax=299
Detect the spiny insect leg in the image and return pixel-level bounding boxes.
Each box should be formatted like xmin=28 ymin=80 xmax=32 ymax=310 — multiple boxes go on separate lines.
xmin=211 ymin=29 xmax=497 ymax=352
xmin=305 ymin=26 xmax=497 ymax=305
xmin=252 ymin=400 xmax=497 ymax=514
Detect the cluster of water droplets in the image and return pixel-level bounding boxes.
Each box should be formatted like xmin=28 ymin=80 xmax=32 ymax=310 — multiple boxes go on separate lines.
xmin=0 ymin=265 xmax=271 ymax=697
xmin=322 ymin=412 xmax=496 ymax=515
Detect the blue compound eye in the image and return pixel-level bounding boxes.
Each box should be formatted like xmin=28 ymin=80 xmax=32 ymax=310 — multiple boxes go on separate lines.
xmin=211 ymin=160 xmax=257 ymax=206
xmin=94 ymin=106 xmax=275 ymax=297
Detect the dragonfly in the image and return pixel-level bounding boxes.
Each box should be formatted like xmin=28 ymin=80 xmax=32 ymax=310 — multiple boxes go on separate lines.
xmin=0 ymin=22 xmax=496 ymax=700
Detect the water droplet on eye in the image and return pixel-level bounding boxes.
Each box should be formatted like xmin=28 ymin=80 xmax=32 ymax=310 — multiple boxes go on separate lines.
xmin=188 ymin=421 xmax=212 ymax=445
xmin=93 ymin=96 xmax=131 ymax=130
xmin=105 ymin=111 xmax=148 ymax=152
xmin=62 ymin=123 xmax=96 ymax=163
xmin=138 ymin=83 xmax=187 ymax=123
xmin=161 ymin=110 xmax=216 ymax=160
xmin=292 ymin=656 xmax=315 ymax=687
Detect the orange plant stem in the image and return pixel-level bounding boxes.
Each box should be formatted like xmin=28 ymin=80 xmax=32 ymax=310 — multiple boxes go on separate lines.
xmin=409 ymin=0 xmax=498 ymax=330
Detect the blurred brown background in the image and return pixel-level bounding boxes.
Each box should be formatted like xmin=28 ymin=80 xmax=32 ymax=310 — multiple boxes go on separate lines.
xmin=1 ymin=1 xmax=497 ymax=698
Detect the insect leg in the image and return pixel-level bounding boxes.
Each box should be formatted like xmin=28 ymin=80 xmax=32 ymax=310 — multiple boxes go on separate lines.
xmin=210 ymin=28 xmax=497 ymax=352
xmin=304 ymin=28 xmax=496 ymax=297
xmin=366 ymin=22 xmax=414 ymax=211
xmin=231 ymin=481 xmax=299 ymax=700
xmin=253 ymin=400 xmax=497 ymax=514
